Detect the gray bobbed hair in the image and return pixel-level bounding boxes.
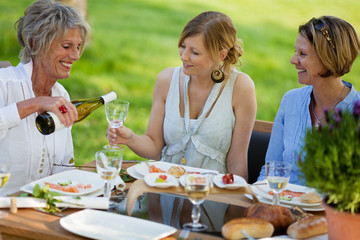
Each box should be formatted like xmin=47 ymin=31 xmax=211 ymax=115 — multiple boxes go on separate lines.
xmin=15 ymin=0 xmax=90 ymax=63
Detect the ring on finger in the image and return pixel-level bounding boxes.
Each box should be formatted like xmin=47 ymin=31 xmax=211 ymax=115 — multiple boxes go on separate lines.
xmin=59 ymin=105 xmax=68 ymax=114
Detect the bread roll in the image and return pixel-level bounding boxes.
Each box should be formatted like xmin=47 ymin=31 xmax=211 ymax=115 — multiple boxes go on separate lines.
xmin=221 ymin=217 xmax=274 ymax=240
xmin=167 ymin=166 xmax=186 ymax=178
xmin=287 ymin=215 xmax=327 ymax=239
xmin=244 ymin=202 xmax=296 ymax=230
xmin=299 ymin=192 xmax=321 ymax=204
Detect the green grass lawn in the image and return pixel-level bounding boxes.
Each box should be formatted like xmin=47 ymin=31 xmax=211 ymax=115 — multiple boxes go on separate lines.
xmin=1 ymin=0 xmax=360 ymax=165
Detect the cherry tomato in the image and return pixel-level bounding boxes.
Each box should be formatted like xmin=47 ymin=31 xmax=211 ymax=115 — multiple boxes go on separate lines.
xmin=159 ymin=175 xmax=167 ymax=181
xmin=222 ymin=173 xmax=234 ymax=184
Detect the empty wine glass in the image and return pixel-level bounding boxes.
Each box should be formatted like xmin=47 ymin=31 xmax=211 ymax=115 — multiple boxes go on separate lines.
xmin=0 ymin=159 xmax=10 ymax=218
xmin=183 ymin=174 xmax=211 ymax=231
xmin=104 ymin=99 xmax=129 ymax=150
xmin=265 ymin=161 xmax=292 ymax=205
xmin=95 ymin=150 xmax=123 ymax=206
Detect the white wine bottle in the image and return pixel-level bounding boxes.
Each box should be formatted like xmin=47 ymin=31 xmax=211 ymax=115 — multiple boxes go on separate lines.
xmin=36 ymin=91 xmax=117 ymax=135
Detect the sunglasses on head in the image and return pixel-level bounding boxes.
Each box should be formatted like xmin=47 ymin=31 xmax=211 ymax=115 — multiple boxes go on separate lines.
xmin=312 ymin=18 xmax=335 ymax=49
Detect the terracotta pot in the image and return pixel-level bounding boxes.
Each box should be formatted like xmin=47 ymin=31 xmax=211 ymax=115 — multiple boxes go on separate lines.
xmin=322 ymin=197 xmax=360 ymax=240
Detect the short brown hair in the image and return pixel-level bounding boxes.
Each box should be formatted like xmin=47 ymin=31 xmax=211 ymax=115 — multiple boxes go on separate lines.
xmin=178 ymin=11 xmax=243 ymax=76
xmin=299 ymin=16 xmax=360 ymax=77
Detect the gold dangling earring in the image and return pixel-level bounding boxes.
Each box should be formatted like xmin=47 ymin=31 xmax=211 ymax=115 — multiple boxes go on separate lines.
xmin=211 ymin=69 xmax=225 ymax=83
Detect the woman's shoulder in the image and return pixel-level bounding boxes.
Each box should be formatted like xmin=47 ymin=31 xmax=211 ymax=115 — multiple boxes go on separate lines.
xmin=233 ymin=69 xmax=255 ymax=91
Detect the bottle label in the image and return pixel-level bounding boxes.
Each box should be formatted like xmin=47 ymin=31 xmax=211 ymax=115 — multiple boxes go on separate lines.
xmin=48 ymin=112 xmax=66 ymax=132
xmin=102 ymin=91 xmax=117 ymax=103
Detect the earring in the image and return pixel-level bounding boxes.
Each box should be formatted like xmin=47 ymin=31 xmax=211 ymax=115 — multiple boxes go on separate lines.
xmin=211 ymin=69 xmax=225 ymax=83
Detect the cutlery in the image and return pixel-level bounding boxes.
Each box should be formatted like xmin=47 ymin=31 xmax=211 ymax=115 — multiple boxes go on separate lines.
xmin=34 ymin=207 xmax=65 ymax=217
xmin=177 ymin=229 xmax=190 ymax=240
xmin=200 ymin=172 xmax=217 ymax=175
xmin=241 ymin=230 xmax=256 ymax=240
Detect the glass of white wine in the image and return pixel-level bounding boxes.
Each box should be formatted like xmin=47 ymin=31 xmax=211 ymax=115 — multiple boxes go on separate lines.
xmin=95 ymin=150 xmax=123 ymax=205
xmin=183 ymin=174 xmax=211 ymax=231
xmin=0 ymin=160 xmax=10 ymax=218
xmin=265 ymin=161 xmax=292 ymax=205
xmin=104 ymin=99 xmax=129 ymax=150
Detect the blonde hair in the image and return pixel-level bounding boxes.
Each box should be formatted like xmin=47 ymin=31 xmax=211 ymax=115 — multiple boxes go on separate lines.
xmin=15 ymin=0 xmax=90 ymax=63
xmin=299 ymin=16 xmax=360 ymax=77
xmin=178 ymin=11 xmax=243 ymax=76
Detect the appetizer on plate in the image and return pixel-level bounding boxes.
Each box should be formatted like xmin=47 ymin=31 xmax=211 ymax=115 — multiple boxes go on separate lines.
xmin=144 ymin=173 xmax=179 ymax=188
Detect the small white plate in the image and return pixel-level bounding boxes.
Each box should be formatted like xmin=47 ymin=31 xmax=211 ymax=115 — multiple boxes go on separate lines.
xmin=144 ymin=173 xmax=179 ymax=188
xmin=213 ymin=174 xmax=247 ymax=189
xmin=20 ymin=169 xmax=104 ymax=196
xmin=60 ymin=209 xmax=177 ymax=240
xmin=134 ymin=161 xmax=218 ymax=177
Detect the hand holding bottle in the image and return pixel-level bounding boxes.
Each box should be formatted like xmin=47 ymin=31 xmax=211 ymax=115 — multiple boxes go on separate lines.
xmin=36 ymin=96 xmax=78 ymax=127
xmin=36 ymin=92 xmax=117 ymax=135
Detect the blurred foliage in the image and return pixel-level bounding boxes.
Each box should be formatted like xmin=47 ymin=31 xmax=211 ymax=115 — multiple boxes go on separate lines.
xmin=1 ymin=0 xmax=360 ymax=165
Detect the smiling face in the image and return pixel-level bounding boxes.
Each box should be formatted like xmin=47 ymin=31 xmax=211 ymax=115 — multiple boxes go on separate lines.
xmin=33 ymin=27 xmax=83 ymax=82
xmin=290 ymin=34 xmax=328 ymax=85
xmin=179 ymin=34 xmax=216 ymax=78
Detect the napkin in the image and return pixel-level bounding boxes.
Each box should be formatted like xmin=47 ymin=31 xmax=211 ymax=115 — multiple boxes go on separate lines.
xmin=0 ymin=196 xmax=109 ymax=209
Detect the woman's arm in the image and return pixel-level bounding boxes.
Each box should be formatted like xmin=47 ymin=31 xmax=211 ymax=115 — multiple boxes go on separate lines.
xmin=110 ymin=67 xmax=174 ymax=160
xmin=226 ymin=72 xmax=257 ymax=181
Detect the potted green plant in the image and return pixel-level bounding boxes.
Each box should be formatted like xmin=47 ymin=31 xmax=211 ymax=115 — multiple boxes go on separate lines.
xmin=298 ymin=101 xmax=360 ymax=239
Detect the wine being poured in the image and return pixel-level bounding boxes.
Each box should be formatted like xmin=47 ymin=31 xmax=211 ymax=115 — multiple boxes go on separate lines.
xmin=36 ymin=92 xmax=117 ymax=135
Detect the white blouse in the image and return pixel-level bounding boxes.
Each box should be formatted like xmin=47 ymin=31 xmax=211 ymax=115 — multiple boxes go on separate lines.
xmin=0 ymin=61 xmax=74 ymax=196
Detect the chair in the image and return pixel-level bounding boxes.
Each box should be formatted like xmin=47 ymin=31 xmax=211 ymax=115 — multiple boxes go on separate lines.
xmin=247 ymin=120 xmax=273 ymax=184
xmin=0 ymin=61 xmax=11 ymax=68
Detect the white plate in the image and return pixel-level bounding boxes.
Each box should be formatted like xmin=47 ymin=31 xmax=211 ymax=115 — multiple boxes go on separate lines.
xmin=250 ymin=181 xmax=321 ymax=207
xmin=213 ymin=174 xmax=247 ymax=189
xmin=134 ymin=161 xmax=218 ymax=177
xmin=144 ymin=173 xmax=179 ymax=188
xmin=244 ymin=194 xmax=324 ymax=212
xmin=20 ymin=170 xmax=104 ymax=196
xmin=127 ymin=165 xmax=144 ymax=179
xmin=60 ymin=209 xmax=177 ymax=240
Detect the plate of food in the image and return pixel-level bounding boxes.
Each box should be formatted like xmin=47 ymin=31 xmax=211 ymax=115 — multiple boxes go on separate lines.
xmin=213 ymin=173 xmax=247 ymax=189
xmin=144 ymin=173 xmax=179 ymax=188
xmin=133 ymin=161 xmax=218 ymax=178
xmin=20 ymin=169 xmax=105 ymax=196
xmin=250 ymin=181 xmax=322 ymax=207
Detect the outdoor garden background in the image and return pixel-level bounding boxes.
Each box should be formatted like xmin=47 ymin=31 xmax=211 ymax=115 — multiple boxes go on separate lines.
xmin=1 ymin=0 xmax=360 ymax=165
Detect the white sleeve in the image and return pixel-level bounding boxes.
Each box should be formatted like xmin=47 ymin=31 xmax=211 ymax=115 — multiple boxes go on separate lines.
xmin=0 ymin=103 xmax=21 ymax=139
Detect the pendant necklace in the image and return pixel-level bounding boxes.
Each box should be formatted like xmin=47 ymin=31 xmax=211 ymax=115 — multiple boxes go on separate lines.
xmin=311 ymin=84 xmax=345 ymax=129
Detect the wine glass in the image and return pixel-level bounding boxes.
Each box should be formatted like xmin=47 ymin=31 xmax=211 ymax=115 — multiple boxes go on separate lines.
xmin=265 ymin=161 xmax=292 ymax=205
xmin=0 ymin=160 xmax=10 ymax=218
xmin=183 ymin=174 xmax=211 ymax=231
xmin=104 ymin=99 xmax=129 ymax=150
xmin=95 ymin=150 xmax=123 ymax=207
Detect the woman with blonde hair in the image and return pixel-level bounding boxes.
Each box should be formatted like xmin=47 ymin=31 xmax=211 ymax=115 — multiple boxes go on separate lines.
xmin=0 ymin=0 xmax=90 ymax=195
xmin=108 ymin=11 xmax=256 ymax=230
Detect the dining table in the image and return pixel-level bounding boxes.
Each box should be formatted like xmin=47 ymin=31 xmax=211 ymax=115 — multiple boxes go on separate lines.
xmin=0 ymin=161 xmax=325 ymax=240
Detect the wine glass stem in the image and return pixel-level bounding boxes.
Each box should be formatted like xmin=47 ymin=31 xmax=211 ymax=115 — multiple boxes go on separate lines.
xmin=104 ymin=180 xmax=111 ymax=198
xmin=191 ymin=204 xmax=201 ymax=226
xmin=272 ymin=191 xmax=280 ymax=205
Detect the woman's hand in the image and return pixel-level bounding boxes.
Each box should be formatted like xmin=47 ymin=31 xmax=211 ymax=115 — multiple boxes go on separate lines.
xmin=106 ymin=124 xmax=134 ymax=146
xmin=36 ymin=96 xmax=78 ymax=127
xmin=17 ymin=96 xmax=78 ymax=127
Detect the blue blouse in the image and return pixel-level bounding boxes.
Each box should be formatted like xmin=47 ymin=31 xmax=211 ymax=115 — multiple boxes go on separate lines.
xmin=257 ymin=81 xmax=360 ymax=185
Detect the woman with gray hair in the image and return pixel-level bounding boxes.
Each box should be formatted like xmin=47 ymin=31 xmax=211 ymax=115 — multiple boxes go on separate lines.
xmin=0 ymin=0 xmax=90 ymax=195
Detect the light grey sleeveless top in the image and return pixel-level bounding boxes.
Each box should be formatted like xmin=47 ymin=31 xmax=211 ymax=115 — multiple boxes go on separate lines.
xmin=161 ymin=66 xmax=238 ymax=173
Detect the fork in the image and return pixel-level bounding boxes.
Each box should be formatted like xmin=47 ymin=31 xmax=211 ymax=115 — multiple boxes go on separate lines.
xmin=177 ymin=229 xmax=190 ymax=240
